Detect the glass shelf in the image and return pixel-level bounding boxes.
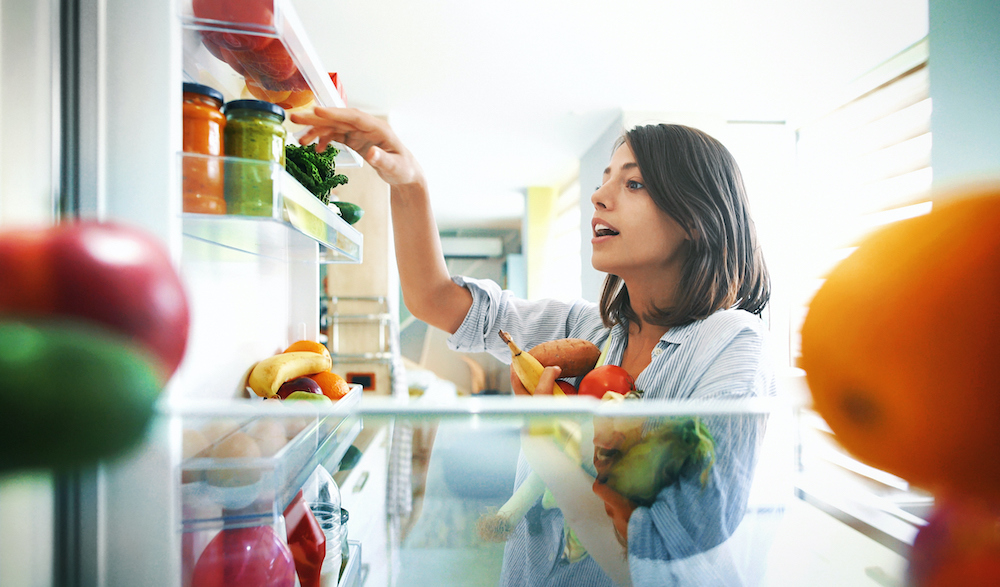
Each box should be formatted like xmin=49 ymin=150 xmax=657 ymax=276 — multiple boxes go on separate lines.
xmin=181 ymin=153 xmax=363 ymax=264
xmin=168 ymin=394 xmax=792 ymax=586
xmin=178 ymin=0 xmax=362 ymax=167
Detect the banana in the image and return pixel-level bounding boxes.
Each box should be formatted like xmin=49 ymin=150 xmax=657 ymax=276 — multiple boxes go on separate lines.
xmin=247 ymin=351 xmax=332 ymax=398
xmin=499 ymin=330 xmax=565 ymax=396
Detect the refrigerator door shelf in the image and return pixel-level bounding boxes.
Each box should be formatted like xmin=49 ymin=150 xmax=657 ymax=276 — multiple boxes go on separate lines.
xmin=338 ymin=540 xmax=362 ymax=587
xmin=181 ymin=153 xmax=363 ymax=263
xmin=179 ymin=384 xmax=363 ymax=532
xmin=178 ymin=0 xmax=362 ymax=167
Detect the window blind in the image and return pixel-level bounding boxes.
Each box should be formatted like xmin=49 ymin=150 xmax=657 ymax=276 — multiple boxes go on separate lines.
xmin=791 ymin=38 xmax=932 ymax=366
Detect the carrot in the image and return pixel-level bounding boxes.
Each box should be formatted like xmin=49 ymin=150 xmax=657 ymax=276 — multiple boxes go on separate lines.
xmin=528 ymin=338 xmax=601 ymax=378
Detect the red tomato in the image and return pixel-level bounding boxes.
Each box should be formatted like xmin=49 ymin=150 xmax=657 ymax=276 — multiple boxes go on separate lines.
xmin=0 ymin=222 xmax=190 ymax=379
xmin=578 ymin=365 xmax=635 ymax=399
xmin=236 ymin=42 xmax=298 ymax=83
xmin=199 ymin=31 xmax=227 ymax=61
xmin=259 ymin=69 xmax=309 ymax=92
xmin=555 ymin=380 xmax=577 ymax=395
xmin=191 ymin=525 xmax=295 ymax=587
xmin=193 ymin=0 xmax=274 ymax=50
xmin=276 ymin=89 xmax=315 ymax=110
xmin=245 ymin=78 xmax=292 ymax=104
xmin=192 ymin=0 xmax=273 ymax=26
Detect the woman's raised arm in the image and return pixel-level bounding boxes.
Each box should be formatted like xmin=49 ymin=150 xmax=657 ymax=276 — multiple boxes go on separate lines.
xmin=290 ymin=107 xmax=472 ymax=334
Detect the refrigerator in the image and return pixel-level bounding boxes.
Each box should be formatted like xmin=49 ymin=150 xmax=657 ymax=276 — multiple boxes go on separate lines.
xmin=2 ymin=0 xmax=372 ymax=584
xmin=0 ymin=1 xmax=925 ymax=586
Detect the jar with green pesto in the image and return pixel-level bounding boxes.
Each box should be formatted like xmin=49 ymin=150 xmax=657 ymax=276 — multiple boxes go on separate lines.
xmin=222 ymin=99 xmax=287 ymax=216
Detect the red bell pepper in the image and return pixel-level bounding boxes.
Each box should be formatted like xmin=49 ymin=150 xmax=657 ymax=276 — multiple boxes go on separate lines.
xmin=283 ymin=490 xmax=326 ymax=587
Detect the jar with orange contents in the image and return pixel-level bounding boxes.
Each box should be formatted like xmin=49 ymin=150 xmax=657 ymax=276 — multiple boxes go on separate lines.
xmin=182 ymin=82 xmax=226 ymax=214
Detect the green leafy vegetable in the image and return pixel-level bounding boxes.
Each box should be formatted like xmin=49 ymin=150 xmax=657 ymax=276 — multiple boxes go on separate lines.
xmin=285 ymin=143 xmax=349 ymax=205
xmin=602 ymin=417 xmax=716 ymax=506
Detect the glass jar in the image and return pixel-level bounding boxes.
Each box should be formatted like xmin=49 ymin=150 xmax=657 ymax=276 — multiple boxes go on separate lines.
xmin=339 ymin=508 xmax=350 ymax=579
xmin=181 ymin=82 xmax=226 ymax=214
xmin=222 ymin=99 xmax=287 ymax=216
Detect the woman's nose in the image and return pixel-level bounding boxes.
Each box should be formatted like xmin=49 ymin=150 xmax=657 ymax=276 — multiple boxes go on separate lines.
xmin=592 ymin=184 xmax=608 ymax=209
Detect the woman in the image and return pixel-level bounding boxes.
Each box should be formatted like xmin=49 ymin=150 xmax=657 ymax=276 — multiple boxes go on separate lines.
xmin=291 ymin=108 xmax=776 ymax=586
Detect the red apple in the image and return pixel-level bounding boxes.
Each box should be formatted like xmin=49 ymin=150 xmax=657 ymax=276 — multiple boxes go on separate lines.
xmin=0 ymin=221 xmax=190 ymax=379
xmin=191 ymin=525 xmax=295 ymax=587
xmin=276 ymin=377 xmax=322 ymax=399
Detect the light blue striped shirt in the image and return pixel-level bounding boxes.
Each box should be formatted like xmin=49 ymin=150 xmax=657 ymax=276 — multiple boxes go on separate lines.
xmin=447 ymin=276 xmax=777 ymax=586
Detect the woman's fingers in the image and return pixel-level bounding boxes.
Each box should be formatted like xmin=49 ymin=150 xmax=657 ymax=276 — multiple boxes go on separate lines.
xmin=290 ymin=106 xmax=372 ymax=130
xmin=289 ymin=106 xmax=423 ymax=186
xmin=533 ymin=366 xmax=561 ymax=395
xmin=509 ymin=365 xmax=562 ymax=396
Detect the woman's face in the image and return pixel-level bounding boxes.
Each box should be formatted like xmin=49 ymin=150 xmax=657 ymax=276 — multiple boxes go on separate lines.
xmin=590 ymin=142 xmax=690 ymax=283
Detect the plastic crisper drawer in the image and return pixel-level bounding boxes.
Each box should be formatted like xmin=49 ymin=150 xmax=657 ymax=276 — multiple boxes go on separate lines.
xmin=179 ymin=384 xmax=362 ymax=531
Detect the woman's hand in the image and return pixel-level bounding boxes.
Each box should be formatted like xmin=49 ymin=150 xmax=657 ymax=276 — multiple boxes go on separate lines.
xmin=510 ymin=365 xmax=562 ymax=396
xmin=592 ymin=480 xmax=637 ymax=546
xmin=289 ymin=107 xmax=424 ymax=188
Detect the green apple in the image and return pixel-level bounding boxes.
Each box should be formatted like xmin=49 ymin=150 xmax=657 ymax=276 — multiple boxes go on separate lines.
xmin=284 ymin=390 xmax=332 ymax=403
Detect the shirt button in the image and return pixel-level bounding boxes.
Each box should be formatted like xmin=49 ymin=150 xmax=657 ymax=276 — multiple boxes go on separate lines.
xmin=652 ymin=347 xmax=664 ymax=357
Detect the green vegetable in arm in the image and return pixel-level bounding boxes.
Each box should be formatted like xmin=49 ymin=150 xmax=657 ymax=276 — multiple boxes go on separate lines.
xmin=601 ymin=417 xmax=716 ymax=506
xmin=284 ymin=143 xmax=348 ymax=205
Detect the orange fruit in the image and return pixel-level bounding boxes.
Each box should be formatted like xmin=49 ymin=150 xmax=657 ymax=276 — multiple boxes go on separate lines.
xmin=308 ymin=371 xmax=351 ymax=401
xmin=244 ymin=79 xmax=291 ymax=104
xmin=800 ymin=186 xmax=1000 ymax=501
xmin=283 ymin=340 xmax=330 ymax=362
xmin=276 ymin=89 xmax=314 ymax=110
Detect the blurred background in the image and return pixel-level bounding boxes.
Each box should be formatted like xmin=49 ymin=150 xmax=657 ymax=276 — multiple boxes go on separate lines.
xmin=296 ymin=0 xmax=996 ymax=395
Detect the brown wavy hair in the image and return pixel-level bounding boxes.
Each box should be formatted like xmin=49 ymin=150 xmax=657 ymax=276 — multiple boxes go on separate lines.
xmin=600 ymin=123 xmax=770 ymax=329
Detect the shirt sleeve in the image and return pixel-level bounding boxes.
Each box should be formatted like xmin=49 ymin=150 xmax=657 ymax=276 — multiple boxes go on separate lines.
xmin=446 ymin=275 xmax=603 ymax=364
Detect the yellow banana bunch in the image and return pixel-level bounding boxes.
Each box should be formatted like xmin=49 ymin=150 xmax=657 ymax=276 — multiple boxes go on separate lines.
xmin=247 ymin=351 xmax=332 ymax=398
xmin=499 ymin=330 xmax=565 ymax=396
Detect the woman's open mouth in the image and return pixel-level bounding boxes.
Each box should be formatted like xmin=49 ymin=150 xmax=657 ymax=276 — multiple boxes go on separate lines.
xmin=592 ymin=220 xmax=620 ymax=243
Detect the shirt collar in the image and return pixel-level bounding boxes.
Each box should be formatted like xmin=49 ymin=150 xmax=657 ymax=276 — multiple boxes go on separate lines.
xmin=615 ymin=318 xmax=695 ymax=348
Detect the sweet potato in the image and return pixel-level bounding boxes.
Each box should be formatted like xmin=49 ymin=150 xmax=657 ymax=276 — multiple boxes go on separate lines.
xmin=528 ymin=338 xmax=601 ymax=378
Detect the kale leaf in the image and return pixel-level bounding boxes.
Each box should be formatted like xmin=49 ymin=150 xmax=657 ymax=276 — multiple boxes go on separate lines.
xmin=285 ymin=143 xmax=349 ymax=205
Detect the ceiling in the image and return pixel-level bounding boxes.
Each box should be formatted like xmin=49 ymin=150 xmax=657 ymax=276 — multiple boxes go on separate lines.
xmin=292 ymin=0 xmax=928 ymax=229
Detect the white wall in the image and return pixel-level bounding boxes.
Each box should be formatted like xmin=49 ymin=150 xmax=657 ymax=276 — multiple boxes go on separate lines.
xmin=928 ymin=0 xmax=1000 ymax=188
xmin=578 ymin=113 xmax=624 ymax=303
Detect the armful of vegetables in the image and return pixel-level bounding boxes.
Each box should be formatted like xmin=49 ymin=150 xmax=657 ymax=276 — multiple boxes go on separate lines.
xmin=500 ymin=330 xmax=600 ymax=395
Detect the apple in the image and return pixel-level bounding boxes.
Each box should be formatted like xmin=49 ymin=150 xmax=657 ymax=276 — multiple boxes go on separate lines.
xmin=0 ymin=221 xmax=190 ymax=379
xmin=0 ymin=319 xmax=161 ymax=471
xmin=191 ymin=525 xmax=295 ymax=587
xmin=276 ymin=376 xmax=322 ymax=399
xmin=284 ymin=391 xmax=332 ymax=403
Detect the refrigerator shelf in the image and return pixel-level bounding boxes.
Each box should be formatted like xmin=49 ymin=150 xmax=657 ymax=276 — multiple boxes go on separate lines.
xmin=179 ymin=384 xmax=363 ymax=531
xmin=181 ymin=153 xmax=363 ymax=263
xmin=178 ymin=0 xmax=361 ymax=167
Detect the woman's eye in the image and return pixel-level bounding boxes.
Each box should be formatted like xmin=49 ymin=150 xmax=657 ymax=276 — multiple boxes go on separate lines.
xmin=626 ymin=180 xmax=645 ymax=190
